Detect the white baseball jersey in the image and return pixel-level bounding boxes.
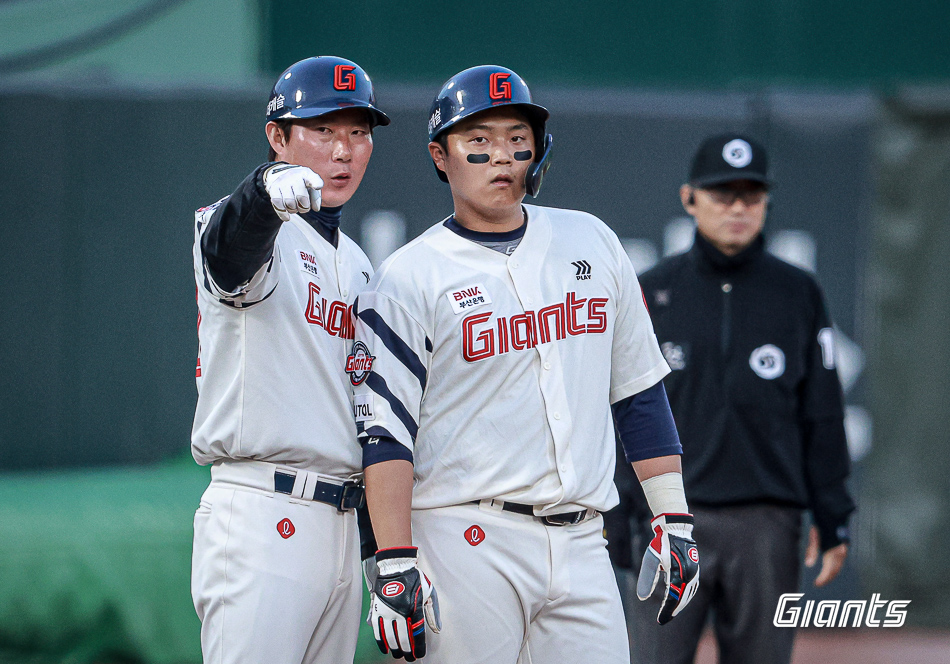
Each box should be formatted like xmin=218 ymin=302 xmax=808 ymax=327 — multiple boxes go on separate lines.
xmin=353 ymin=204 xmax=670 ymax=513
xmin=191 ymin=199 xmax=373 ymax=475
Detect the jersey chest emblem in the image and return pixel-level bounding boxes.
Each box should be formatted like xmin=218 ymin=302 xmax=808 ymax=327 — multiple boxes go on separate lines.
xmin=461 ymin=291 xmax=609 ymax=362
xmin=749 ymin=344 xmax=785 ymax=379
xmin=305 ymin=283 xmax=355 ymax=339
xmin=446 ymin=283 xmax=492 ymax=315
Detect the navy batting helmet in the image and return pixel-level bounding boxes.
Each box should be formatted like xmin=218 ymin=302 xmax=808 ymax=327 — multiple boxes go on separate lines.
xmin=427 ymin=65 xmax=552 ymax=197
xmin=266 ymin=56 xmax=390 ymax=127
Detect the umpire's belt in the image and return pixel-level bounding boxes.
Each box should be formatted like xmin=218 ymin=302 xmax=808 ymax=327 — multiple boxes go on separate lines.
xmin=274 ymin=469 xmax=364 ymax=512
xmin=472 ymin=499 xmax=597 ymax=526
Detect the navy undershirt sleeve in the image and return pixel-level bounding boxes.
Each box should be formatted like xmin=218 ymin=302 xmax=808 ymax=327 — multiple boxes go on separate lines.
xmin=612 ymin=381 xmax=683 ymax=463
xmin=201 ymin=163 xmax=283 ymax=293
xmin=362 ymin=435 xmax=414 ymax=468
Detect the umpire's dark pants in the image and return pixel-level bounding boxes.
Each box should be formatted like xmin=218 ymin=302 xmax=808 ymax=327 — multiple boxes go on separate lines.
xmin=628 ymin=504 xmax=802 ymax=664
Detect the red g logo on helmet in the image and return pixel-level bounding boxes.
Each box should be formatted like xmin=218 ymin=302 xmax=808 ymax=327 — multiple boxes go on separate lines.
xmin=489 ymin=72 xmax=511 ymax=100
xmin=382 ymin=581 xmax=405 ymax=597
xmin=334 ymin=65 xmax=357 ymax=91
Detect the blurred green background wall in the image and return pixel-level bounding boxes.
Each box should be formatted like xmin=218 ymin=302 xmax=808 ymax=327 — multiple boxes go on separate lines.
xmin=0 ymin=0 xmax=948 ymax=661
xmin=263 ymin=1 xmax=950 ymax=88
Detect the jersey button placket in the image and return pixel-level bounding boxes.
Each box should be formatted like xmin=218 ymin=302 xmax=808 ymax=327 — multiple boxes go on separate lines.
xmin=335 ymin=252 xmax=347 ymax=299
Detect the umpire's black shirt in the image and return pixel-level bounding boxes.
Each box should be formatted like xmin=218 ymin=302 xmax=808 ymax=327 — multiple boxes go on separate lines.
xmin=638 ymin=231 xmax=855 ymax=550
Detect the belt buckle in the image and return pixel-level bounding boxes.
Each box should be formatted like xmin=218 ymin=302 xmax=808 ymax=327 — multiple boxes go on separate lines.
xmin=337 ymin=479 xmax=365 ymax=512
xmin=543 ymin=510 xmax=586 ymax=527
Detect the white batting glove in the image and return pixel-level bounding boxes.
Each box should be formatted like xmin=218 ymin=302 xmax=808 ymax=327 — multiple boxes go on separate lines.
xmin=372 ymin=547 xmax=441 ymax=662
xmin=363 ymin=555 xmax=380 ymax=593
xmin=261 ymin=163 xmax=323 ymax=221
xmin=637 ymin=513 xmax=701 ymax=625
xmin=363 ymin=554 xmax=379 ymax=626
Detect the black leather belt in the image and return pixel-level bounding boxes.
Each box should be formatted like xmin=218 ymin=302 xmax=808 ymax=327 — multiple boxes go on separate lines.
xmin=471 ymin=500 xmax=592 ymax=526
xmin=275 ymin=471 xmax=365 ymax=512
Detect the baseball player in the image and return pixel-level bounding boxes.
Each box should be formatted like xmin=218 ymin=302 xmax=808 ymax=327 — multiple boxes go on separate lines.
xmin=190 ymin=56 xmax=389 ymax=664
xmin=350 ymin=65 xmax=700 ymax=664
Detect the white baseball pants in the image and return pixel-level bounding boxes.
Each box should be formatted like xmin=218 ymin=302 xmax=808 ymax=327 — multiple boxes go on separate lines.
xmin=191 ymin=461 xmax=362 ymax=664
xmin=412 ymin=502 xmax=629 ymax=664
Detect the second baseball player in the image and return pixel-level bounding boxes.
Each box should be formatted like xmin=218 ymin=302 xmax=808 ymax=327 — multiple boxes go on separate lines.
xmin=351 ymin=65 xmax=701 ymax=663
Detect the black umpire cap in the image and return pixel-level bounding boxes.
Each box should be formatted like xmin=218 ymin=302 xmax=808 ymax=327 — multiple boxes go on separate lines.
xmin=689 ymin=134 xmax=769 ymax=188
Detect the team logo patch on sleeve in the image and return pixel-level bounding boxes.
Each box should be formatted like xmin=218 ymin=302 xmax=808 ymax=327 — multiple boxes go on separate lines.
xmin=446 ymin=284 xmax=492 ymax=315
xmin=353 ymin=393 xmax=375 ymax=422
xmin=346 ymin=341 xmax=375 ymax=386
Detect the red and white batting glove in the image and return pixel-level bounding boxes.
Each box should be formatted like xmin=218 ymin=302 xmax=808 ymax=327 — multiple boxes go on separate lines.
xmin=637 ymin=513 xmax=701 ymax=625
xmin=372 ymin=547 xmax=441 ymax=662
xmin=261 ymin=162 xmax=323 ymax=221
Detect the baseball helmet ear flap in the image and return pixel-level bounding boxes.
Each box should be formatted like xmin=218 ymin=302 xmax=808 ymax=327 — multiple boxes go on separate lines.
xmin=525 ymin=133 xmax=553 ymax=198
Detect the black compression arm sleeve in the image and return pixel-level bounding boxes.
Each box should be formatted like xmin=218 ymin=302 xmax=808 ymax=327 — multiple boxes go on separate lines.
xmin=201 ymin=163 xmax=283 ymax=293
xmin=612 ymin=381 xmax=683 ymax=462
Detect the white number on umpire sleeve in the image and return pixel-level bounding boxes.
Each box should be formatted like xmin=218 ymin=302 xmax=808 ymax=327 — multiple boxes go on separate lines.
xmin=817 ymin=328 xmax=836 ymax=370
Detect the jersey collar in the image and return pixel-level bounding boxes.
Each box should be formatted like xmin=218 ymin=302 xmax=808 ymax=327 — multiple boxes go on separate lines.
xmin=300 ymin=205 xmax=343 ymax=248
xmin=691 ymin=230 xmax=764 ymax=274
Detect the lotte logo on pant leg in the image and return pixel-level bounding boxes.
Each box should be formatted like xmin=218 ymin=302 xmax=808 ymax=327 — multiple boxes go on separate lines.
xmin=277 ymin=518 xmax=295 ymax=539
xmin=464 ymin=525 xmax=485 ymax=546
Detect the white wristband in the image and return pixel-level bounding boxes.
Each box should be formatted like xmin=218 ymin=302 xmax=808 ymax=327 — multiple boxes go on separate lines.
xmin=377 ymin=557 xmax=416 ymax=576
xmin=640 ymin=472 xmax=689 ymax=517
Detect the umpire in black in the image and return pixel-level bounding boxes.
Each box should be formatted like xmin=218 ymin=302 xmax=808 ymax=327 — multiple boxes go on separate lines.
xmin=620 ymin=134 xmax=855 ymax=664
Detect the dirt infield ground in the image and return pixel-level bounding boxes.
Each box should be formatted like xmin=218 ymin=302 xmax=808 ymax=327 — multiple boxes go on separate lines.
xmin=694 ymin=628 xmax=950 ymax=663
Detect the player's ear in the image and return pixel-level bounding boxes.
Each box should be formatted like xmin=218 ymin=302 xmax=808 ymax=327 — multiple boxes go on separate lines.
xmin=266 ymin=121 xmax=288 ymax=157
xmin=429 ymin=141 xmax=447 ymax=177
xmin=680 ymin=185 xmax=696 ymax=213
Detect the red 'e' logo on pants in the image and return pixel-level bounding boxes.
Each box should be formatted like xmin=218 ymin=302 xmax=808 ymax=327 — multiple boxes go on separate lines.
xmin=464 ymin=525 xmax=485 ymax=546
xmin=277 ymin=518 xmax=295 ymax=539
